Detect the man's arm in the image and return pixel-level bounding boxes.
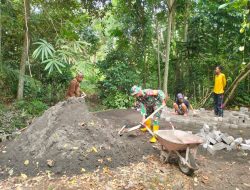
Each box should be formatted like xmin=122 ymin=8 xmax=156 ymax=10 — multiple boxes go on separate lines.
xmin=223 ymin=74 xmax=227 ymax=89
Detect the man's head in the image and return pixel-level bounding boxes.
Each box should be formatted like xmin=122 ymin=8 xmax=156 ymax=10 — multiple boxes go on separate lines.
xmin=76 ymin=72 xmax=84 ymax=82
xmin=131 ymin=85 xmax=142 ymax=97
xmin=177 ymin=93 xmax=184 ymax=103
xmin=215 ymin=66 xmax=222 ymax=75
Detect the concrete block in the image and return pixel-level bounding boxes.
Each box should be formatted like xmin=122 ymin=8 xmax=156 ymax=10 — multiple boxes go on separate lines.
xmin=230 ymin=142 xmax=237 ymax=150
xmin=221 ymin=134 xmax=234 ymax=145
xmin=213 ymin=142 xmax=227 ymax=150
xmin=206 ymin=136 xmax=217 ymax=145
xmin=240 ymin=107 xmax=249 ymax=113
xmin=226 ymin=145 xmax=232 ymax=151
xmin=229 ymin=124 xmax=238 ymax=129
xmin=207 ymin=145 xmax=216 ymax=155
xmin=208 ymin=132 xmax=216 ymax=139
xmin=215 ymin=135 xmax=222 ymax=142
xmin=203 ymin=124 xmax=210 ymax=132
xmin=240 ymin=144 xmax=250 ymax=150
xmin=203 ymin=141 xmax=208 ymax=149
xmin=200 ymin=108 xmax=205 ymax=112
xmin=234 ymin=138 xmax=243 ymax=145
xmin=245 ymin=139 xmax=250 ymax=145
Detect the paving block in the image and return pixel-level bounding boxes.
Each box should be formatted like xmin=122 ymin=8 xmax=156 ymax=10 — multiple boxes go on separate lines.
xmin=202 ymin=142 xmax=208 ymax=149
xmin=229 ymin=124 xmax=238 ymax=129
xmin=230 ymin=142 xmax=237 ymax=150
xmin=213 ymin=142 xmax=227 ymax=150
xmin=207 ymin=145 xmax=216 ymax=155
xmin=234 ymin=138 xmax=243 ymax=145
xmin=245 ymin=139 xmax=250 ymax=145
xmin=240 ymin=107 xmax=249 ymax=113
xmin=221 ymin=134 xmax=234 ymax=145
xmin=240 ymin=144 xmax=250 ymax=150
xmin=208 ymin=132 xmax=216 ymax=139
xmin=200 ymin=108 xmax=205 ymax=112
xmin=203 ymin=124 xmax=210 ymax=132
xmin=206 ymin=136 xmax=217 ymax=145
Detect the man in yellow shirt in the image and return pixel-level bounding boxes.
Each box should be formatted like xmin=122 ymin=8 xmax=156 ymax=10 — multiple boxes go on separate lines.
xmin=213 ymin=66 xmax=226 ymax=117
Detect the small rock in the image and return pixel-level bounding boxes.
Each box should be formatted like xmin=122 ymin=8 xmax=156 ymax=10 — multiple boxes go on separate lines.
xmin=47 ymin=159 xmax=55 ymax=167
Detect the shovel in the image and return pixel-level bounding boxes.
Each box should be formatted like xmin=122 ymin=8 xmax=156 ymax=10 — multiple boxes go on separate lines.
xmin=118 ymin=104 xmax=165 ymax=136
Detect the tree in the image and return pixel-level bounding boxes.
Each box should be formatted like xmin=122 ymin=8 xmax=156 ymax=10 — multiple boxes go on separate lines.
xmin=17 ymin=0 xmax=30 ymax=100
xmin=163 ymin=0 xmax=176 ymax=95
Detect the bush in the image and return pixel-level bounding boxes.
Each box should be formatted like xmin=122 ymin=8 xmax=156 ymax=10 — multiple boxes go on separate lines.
xmin=15 ymin=100 xmax=48 ymax=116
xmin=103 ymin=92 xmax=134 ymax=108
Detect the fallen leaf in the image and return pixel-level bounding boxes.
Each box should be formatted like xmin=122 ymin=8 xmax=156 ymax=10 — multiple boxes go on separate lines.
xmin=107 ymin=157 xmax=112 ymax=162
xmin=98 ymin=159 xmax=104 ymax=163
xmin=243 ymin=183 xmax=250 ymax=187
xmin=92 ymin=147 xmax=98 ymax=153
xmin=21 ymin=173 xmax=28 ymax=180
xmin=194 ymin=177 xmax=198 ymax=183
xmin=202 ymin=175 xmax=208 ymax=180
xmin=103 ymin=167 xmax=110 ymax=174
xmin=24 ymin=160 xmax=29 ymax=166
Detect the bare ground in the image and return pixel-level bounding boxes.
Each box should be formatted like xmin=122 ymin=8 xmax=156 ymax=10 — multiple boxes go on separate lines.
xmin=0 ymin=99 xmax=250 ymax=189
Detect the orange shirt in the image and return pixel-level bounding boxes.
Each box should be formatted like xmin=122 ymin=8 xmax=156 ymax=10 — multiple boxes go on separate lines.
xmin=66 ymin=78 xmax=81 ymax=98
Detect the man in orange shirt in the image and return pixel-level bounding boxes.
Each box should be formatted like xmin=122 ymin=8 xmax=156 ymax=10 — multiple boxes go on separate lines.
xmin=213 ymin=66 xmax=226 ymax=117
xmin=66 ymin=73 xmax=86 ymax=98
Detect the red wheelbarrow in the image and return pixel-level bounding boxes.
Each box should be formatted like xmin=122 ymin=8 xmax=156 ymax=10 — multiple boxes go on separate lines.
xmin=155 ymin=129 xmax=203 ymax=175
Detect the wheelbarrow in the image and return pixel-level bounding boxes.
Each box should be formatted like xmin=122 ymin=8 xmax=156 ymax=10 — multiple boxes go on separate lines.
xmin=155 ymin=129 xmax=203 ymax=175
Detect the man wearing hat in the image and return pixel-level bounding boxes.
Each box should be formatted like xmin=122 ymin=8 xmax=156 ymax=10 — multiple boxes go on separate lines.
xmin=131 ymin=85 xmax=166 ymax=143
xmin=173 ymin=93 xmax=191 ymax=116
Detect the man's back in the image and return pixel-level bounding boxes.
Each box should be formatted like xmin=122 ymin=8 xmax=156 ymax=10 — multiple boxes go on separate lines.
xmin=66 ymin=78 xmax=80 ymax=98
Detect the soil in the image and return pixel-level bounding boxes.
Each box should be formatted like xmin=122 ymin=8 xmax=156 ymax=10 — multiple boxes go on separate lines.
xmin=0 ymin=99 xmax=250 ymax=189
xmin=0 ymin=98 xmax=156 ymax=179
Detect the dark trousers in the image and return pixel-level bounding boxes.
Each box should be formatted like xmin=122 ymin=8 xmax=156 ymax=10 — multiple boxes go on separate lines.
xmin=214 ymin=93 xmax=223 ymax=117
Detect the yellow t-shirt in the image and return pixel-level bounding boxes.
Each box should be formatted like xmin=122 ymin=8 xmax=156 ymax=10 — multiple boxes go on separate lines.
xmin=214 ymin=73 xmax=226 ymax=94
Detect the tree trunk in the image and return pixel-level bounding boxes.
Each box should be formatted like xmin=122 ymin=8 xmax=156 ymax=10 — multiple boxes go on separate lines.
xmin=155 ymin=16 xmax=161 ymax=89
xmin=183 ymin=0 xmax=190 ymax=43
xmin=163 ymin=0 xmax=175 ymax=95
xmin=224 ymin=63 xmax=250 ymax=106
xmin=17 ymin=0 xmax=30 ymax=100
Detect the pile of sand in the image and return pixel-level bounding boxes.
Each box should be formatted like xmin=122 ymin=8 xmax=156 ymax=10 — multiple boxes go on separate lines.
xmin=0 ymin=98 xmax=155 ymax=178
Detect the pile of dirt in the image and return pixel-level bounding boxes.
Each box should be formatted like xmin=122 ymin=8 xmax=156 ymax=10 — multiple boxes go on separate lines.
xmin=0 ymin=98 xmax=155 ymax=179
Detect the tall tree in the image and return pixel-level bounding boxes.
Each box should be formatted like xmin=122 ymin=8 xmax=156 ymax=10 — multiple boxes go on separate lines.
xmin=17 ymin=0 xmax=30 ymax=100
xmin=163 ymin=0 xmax=175 ymax=95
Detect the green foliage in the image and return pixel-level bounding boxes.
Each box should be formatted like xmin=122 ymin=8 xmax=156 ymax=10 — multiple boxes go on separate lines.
xmin=103 ymin=91 xmax=134 ymax=108
xmin=14 ymin=100 xmax=48 ymax=116
xmin=97 ymin=50 xmax=140 ymax=108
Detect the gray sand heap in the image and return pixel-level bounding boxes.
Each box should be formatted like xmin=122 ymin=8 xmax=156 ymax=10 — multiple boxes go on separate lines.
xmin=0 ymin=98 xmax=155 ymax=178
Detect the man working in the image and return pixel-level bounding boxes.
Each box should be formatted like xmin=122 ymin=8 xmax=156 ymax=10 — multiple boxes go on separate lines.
xmin=66 ymin=73 xmax=86 ymax=98
xmin=173 ymin=93 xmax=193 ymax=116
xmin=131 ymin=85 xmax=166 ymax=143
xmin=213 ymin=66 xmax=226 ymax=117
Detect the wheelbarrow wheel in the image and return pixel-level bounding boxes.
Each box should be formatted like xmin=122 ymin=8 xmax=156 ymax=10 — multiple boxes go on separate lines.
xmin=178 ymin=159 xmax=194 ymax=176
xmin=178 ymin=151 xmax=196 ymax=176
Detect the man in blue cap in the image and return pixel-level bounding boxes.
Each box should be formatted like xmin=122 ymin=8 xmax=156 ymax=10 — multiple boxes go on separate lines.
xmin=173 ymin=93 xmax=192 ymax=116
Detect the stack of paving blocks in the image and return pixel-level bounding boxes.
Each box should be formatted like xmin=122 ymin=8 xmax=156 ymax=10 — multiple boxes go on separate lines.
xmin=198 ymin=124 xmax=250 ymax=155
